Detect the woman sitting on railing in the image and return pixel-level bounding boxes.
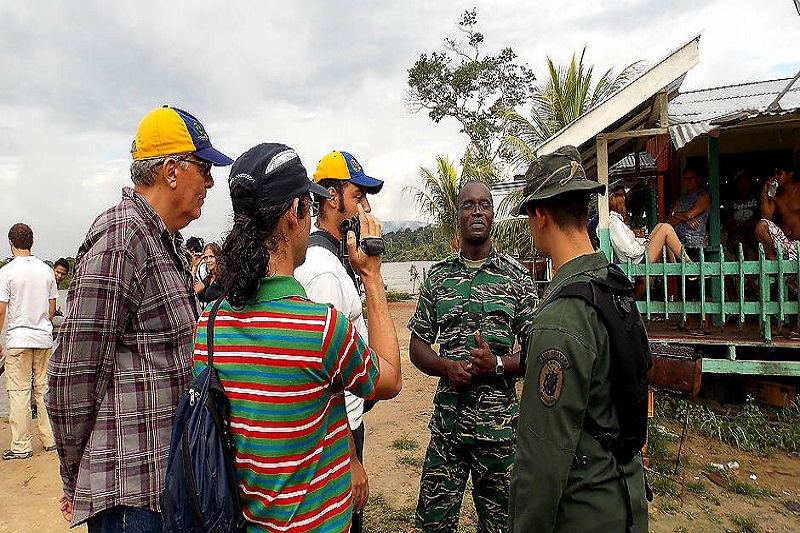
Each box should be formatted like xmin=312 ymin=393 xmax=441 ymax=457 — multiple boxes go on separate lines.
xmin=607 ymin=188 xmax=692 ymax=264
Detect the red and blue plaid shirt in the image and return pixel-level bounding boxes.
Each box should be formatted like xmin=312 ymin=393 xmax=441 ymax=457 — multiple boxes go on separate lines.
xmin=46 ymin=187 xmax=199 ymax=525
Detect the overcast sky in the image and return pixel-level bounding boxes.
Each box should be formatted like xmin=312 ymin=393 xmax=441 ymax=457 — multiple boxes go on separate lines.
xmin=1 ymin=0 xmax=798 ymax=260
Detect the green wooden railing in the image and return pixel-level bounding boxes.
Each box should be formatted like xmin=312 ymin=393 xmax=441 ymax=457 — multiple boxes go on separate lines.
xmin=616 ymin=242 xmax=800 ymax=343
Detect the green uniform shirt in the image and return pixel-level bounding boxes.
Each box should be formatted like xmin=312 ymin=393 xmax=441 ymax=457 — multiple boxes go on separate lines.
xmin=408 ymin=249 xmax=538 ymax=443
xmin=510 ymin=252 xmax=648 ymax=533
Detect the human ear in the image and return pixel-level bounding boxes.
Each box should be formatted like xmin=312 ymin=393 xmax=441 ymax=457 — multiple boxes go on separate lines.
xmin=163 ymin=158 xmax=178 ymax=188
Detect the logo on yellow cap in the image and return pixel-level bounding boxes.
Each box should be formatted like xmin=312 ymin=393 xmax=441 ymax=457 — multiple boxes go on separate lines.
xmin=192 ymin=122 xmax=208 ymax=141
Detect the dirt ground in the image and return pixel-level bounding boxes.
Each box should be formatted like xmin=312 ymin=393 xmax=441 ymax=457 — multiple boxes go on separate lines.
xmin=1 ymin=299 xmax=799 ymax=532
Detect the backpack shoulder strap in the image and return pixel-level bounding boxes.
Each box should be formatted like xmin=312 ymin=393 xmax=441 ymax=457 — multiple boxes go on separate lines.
xmin=206 ymin=298 xmax=224 ymax=369
xmin=308 ymin=230 xmax=360 ymax=291
xmin=309 ymin=230 xmax=340 ymax=256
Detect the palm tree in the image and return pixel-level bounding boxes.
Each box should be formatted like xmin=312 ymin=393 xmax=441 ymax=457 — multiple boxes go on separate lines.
xmin=405 ymin=150 xmax=498 ymax=252
xmin=502 ymin=47 xmax=642 ymax=168
xmin=493 ymin=48 xmax=642 ymax=259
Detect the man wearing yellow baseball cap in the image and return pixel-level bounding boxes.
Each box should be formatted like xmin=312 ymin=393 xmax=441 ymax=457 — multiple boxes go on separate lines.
xmin=295 ymin=150 xmax=384 ymax=533
xmin=46 ymin=106 xmax=232 ymax=531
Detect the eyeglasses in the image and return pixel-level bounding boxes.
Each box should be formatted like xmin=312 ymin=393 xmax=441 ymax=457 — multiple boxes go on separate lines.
xmin=301 ymin=197 xmax=319 ymax=217
xmin=201 ymin=254 xmax=215 ymax=261
xmin=459 ymin=200 xmax=493 ymax=213
xmin=176 ymin=156 xmax=212 ymax=179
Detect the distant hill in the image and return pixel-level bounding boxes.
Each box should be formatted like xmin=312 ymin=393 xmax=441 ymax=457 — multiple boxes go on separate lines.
xmin=382 ymin=225 xmax=449 ymax=262
xmin=381 ymin=220 xmax=429 ymax=233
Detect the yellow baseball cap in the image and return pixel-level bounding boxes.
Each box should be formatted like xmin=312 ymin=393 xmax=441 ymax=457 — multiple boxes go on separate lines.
xmin=313 ymin=150 xmax=383 ymax=193
xmin=130 ymin=106 xmax=233 ymax=165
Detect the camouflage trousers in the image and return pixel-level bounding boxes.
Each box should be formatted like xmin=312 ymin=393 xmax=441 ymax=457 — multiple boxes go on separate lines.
xmin=416 ymin=432 xmax=515 ymax=533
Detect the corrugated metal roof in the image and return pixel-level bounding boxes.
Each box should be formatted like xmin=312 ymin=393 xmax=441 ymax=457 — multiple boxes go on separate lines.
xmin=610 ymin=152 xmax=656 ymax=175
xmin=669 ymin=76 xmax=800 ymax=123
xmin=668 ymin=121 xmax=712 ymax=150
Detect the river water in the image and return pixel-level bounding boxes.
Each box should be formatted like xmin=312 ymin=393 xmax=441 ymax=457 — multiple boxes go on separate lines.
xmin=380 ymin=260 xmax=437 ymax=293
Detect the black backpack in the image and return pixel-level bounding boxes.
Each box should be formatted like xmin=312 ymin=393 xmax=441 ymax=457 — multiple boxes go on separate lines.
xmin=552 ymin=264 xmax=652 ymax=533
xmin=162 ymin=299 xmax=246 ymax=533
xmin=551 ymin=263 xmax=652 ymax=464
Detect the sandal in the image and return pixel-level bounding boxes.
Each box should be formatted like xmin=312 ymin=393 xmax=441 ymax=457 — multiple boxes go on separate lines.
xmin=2 ymin=449 xmax=32 ymax=460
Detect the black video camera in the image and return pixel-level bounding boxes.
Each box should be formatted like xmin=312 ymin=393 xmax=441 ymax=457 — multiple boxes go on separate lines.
xmin=339 ymin=215 xmax=385 ymax=257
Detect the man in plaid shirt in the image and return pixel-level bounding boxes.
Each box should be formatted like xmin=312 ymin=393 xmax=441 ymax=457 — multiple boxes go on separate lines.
xmin=46 ymin=106 xmax=232 ymax=531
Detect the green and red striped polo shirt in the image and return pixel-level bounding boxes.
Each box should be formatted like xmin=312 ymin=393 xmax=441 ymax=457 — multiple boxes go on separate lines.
xmin=194 ymin=276 xmax=379 ymax=533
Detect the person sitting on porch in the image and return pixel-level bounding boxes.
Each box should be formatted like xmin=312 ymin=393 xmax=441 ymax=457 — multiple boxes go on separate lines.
xmin=607 ymin=187 xmax=691 ymax=264
xmin=723 ymin=170 xmax=759 ymax=260
xmin=755 ymin=162 xmax=800 ymax=261
xmin=668 ymin=168 xmax=711 ymax=252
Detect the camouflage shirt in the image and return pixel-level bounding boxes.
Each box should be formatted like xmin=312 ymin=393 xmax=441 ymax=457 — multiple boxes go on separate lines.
xmin=408 ymin=249 xmax=538 ymax=443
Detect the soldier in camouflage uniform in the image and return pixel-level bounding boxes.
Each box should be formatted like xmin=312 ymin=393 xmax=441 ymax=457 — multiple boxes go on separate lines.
xmin=408 ymin=181 xmax=538 ymax=533
xmin=509 ymin=146 xmax=649 ymax=533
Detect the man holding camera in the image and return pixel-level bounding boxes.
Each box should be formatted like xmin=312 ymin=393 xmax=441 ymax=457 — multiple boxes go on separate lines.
xmin=408 ymin=181 xmax=538 ymax=533
xmin=294 ymin=150 xmax=384 ymax=533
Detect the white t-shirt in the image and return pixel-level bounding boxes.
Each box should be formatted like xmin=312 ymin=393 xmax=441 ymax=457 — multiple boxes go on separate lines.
xmin=0 ymin=256 xmax=58 ymax=349
xmin=295 ymin=245 xmax=367 ymax=430
xmin=607 ymin=211 xmax=647 ymax=264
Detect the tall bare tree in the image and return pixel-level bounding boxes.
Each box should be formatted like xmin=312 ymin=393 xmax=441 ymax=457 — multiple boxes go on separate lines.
xmin=406 ymin=9 xmax=535 ymax=168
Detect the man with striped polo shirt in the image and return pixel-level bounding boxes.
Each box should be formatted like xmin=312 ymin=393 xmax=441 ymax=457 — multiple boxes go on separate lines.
xmin=194 ymin=143 xmax=402 ymax=533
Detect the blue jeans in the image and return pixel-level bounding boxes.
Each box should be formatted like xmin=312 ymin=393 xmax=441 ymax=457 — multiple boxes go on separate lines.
xmin=86 ymin=506 xmax=162 ymax=533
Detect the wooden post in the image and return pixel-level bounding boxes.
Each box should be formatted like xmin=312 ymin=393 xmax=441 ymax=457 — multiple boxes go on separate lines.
xmin=597 ymin=136 xmax=611 ymax=261
xmin=708 ymin=132 xmax=723 ymax=325
xmin=708 ymin=132 xmax=721 ymax=247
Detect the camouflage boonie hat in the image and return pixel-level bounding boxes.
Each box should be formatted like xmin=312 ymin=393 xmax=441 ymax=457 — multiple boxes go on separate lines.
xmin=512 ymin=145 xmax=605 ymax=216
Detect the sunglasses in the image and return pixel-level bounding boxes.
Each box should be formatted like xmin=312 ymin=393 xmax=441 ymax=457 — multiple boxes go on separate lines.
xmin=176 ymin=156 xmax=212 ymax=178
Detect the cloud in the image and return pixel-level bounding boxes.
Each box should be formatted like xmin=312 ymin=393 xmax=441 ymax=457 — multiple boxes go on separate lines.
xmin=0 ymin=0 xmax=798 ymax=259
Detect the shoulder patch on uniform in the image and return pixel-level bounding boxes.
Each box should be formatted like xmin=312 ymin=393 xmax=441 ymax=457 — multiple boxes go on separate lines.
xmin=499 ymin=253 xmax=528 ymax=274
xmin=538 ymin=348 xmax=571 ymax=407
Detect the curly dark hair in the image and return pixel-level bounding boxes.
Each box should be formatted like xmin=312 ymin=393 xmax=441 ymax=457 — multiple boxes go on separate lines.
xmin=221 ymin=188 xmax=309 ymax=307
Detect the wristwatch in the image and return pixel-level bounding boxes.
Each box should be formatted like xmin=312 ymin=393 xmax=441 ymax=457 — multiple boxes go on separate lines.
xmin=495 ymin=355 xmax=505 ymax=375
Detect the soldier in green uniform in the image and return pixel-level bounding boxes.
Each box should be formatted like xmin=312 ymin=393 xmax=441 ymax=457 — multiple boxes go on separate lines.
xmin=408 ymin=181 xmax=538 ymax=533
xmin=508 ymin=146 xmax=649 ymax=533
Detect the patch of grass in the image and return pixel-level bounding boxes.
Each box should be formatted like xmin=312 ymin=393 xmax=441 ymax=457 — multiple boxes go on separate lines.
xmin=391 ymin=435 xmax=419 ymax=451
xmin=658 ymin=499 xmax=680 ymax=515
xmin=654 ymin=391 xmax=800 ymax=456
xmin=698 ymin=503 xmax=722 ymax=523
xmin=725 ymin=476 xmax=775 ymax=498
xmin=396 ymin=454 xmax=423 ymax=469
xmin=385 ymin=289 xmax=412 ymax=302
xmin=686 ymin=478 xmax=720 ymax=505
xmin=729 ymin=512 xmax=761 ymax=533
xmin=363 ymin=492 xmax=415 ymax=533
xmin=686 ymin=477 xmax=707 ymax=494
xmin=646 ymin=420 xmax=675 ymax=460
xmin=649 ymin=475 xmax=680 ymax=498
xmin=649 ymin=458 xmax=677 ymax=475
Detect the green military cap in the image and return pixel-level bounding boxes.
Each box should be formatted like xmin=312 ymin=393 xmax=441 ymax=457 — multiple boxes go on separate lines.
xmin=512 ymin=145 xmax=606 ymax=216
